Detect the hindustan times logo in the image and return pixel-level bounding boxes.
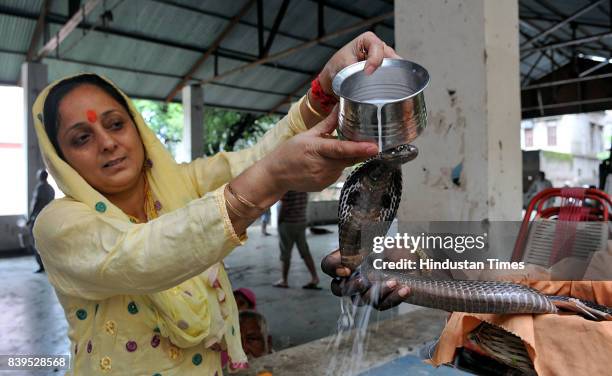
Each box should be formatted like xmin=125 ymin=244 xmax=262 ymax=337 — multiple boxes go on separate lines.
xmin=372 ymin=232 xmax=488 ymax=254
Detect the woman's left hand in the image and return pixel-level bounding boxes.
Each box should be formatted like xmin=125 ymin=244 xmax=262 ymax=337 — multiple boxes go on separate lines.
xmin=318 ymin=31 xmax=402 ymax=96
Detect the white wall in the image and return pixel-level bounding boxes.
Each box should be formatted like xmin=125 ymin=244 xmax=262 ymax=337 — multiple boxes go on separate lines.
xmin=540 ymin=153 xmax=599 ymax=188
xmin=521 ymin=113 xmax=607 ymax=157
xmin=395 ymin=0 xmax=522 ymax=222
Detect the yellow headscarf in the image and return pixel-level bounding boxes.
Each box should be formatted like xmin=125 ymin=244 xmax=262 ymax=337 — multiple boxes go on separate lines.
xmin=32 ymin=73 xmax=247 ymax=365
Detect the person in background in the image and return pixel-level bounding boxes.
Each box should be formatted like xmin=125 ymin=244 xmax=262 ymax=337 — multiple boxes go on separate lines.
xmin=525 ymin=171 xmax=553 ymax=201
xmin=273 ymin=191 xmax=320 ymax=289
xmin=234 ymin=288 xmax=257 ymax=311
xmin=26 ymin=168 xmax=55 ymax=273
xmin=261 ymin=208 xmax=271 ymax=236
xmin=239 ymin=310 xmax=272 ymax=359
xmin=223 ymin=288 xmax=260 ymax=368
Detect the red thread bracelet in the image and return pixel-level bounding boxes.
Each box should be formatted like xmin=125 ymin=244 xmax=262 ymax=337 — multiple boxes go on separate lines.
xmin=310 ymin=76 xmax=338 ymax=112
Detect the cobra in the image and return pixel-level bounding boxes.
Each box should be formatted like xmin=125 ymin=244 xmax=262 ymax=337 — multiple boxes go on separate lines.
xmin=337 ymin=144 xmax=612 ymax=319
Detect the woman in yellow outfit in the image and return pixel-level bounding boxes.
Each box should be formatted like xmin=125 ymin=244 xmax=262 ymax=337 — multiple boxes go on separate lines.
xmin=32 ymin=32 xmax=404 ymax=375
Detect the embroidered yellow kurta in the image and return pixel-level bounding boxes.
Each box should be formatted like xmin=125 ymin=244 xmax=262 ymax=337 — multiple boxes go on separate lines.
xmin=32 ymin=74 xmax=307 ymax=375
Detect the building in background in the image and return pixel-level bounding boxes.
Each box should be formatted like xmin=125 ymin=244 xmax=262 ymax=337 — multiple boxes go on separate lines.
xmin=521 ymin=112 xmax=612 ymax=198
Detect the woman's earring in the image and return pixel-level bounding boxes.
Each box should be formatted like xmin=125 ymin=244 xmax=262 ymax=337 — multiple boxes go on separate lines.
xmin=144 ymin=158 xmax=153 ymax=169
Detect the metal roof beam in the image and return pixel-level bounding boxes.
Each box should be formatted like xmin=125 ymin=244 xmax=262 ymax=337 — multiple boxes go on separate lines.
xmin=0 ymin=47 xmax=293 ymax=97
xmin=26 ymin=0 xmax=51 ymax=62
xmin=35 ymin=0 xmax=101 ymax=61
xmin=0 ymin=52 xmax=284 ymax=114
xmin=128 ymin=92 xmax=284 ymax=114
xmin=522 ymin=51 xmax=546 ymax=87
xmin=519 ymin=2 xmax=580 ymax=58
xmin=519 ymin=20 xmax=573 ymax=75
xmin=306 ymin=0 xmax=393 ymax=30
xmin=548 ymin=50 xmax=560 ymax=71
xmin=522 ymin=71 xmax=612 ymax=90
xmin=0 ymin=6 xmax=314 ymax=77
xmin=68 ymin=0 xmax=81 ymax=17
xmin=73 ymin=21 xmax=312 ymax=76
xmin=519 ymin=18 xmax=573 ymax=60
xmin=578 ymin=60 xmax=610 ymax=77
xmin=150 ymin=0 xmax=341 ymax=51
xmin=520 ymin=15 xmax=612 ymax=30
xmin=263 ymin=0 xmax=290 ymax=56
xmin=164 ymin=0 xmax=255 ymax=102
xmin=535 ymin=0 xmax=612 ymax=53
xmin=520 ymin=0 xmax=605 ymax=49
xmin=522 ymin=96 xmax=612 ymax=112
xmin=198 ymin=12 xmax=393 ymax=85
xmin=317 ymin=0 xmax=324 ymax=38
xmin=522 ymin=31 xmax=612 ymax=53
xmin=268 ymin=73 xmax=316 ymax=114
xmin=257 ymin=0 xmax=264 ymax=57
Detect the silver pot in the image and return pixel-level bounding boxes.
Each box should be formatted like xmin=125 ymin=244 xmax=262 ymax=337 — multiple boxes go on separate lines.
xmin=332 ymin=58 xmax=429 ymax=151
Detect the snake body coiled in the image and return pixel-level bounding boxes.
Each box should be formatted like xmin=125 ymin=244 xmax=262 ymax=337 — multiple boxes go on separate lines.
xmin=337 ymin=144 xmax=610 ymax=318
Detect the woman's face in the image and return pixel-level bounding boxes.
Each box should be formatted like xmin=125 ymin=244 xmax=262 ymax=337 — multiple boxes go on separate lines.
xmin=56 ymin=84 xmax=145 ymax=195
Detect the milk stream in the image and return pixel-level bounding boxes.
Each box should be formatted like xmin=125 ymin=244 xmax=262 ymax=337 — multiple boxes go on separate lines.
xmin=325 ymin=100 xmax=388 ymax=374
xmin=325 ymin=285 xmax=382 ymax=375
xmin=364 ymin=100 xmax=387 ymax=151
xmin=376 ymin=105 xmax=383 ymax=151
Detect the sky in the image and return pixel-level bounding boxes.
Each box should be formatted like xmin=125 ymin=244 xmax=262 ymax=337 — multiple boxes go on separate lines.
xmin=0 ymin=85 xmax=62 ymax=216
xmin=0 ymin=85 xmax=27 ymax=215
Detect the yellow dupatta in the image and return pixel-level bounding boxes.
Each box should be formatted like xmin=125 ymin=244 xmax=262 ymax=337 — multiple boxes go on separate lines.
xmin=32 ymin=73 xmax=247 ymax=369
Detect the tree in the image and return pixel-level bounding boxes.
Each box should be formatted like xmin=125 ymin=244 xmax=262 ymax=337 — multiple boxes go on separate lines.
xmin=133 ymin=100 xmax=183 ymax=156
xmin=133 ymin=99 xmax=279 ymax=158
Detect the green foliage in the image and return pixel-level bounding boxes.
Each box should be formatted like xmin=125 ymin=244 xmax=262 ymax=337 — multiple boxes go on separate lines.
xmin=133 ymin=99 xmax=183 ymax=156
xmin=204 ymin=108 xmax=279 ymax=155
xmin=133 ymin=99 xmax=279 ymax=158
xmin=598 ymin=151 xmax=610 ymax=160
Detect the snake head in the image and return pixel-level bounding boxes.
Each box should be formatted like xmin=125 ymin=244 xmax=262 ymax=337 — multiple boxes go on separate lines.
xmin=380 ymin=144 xmax=418 ymax=165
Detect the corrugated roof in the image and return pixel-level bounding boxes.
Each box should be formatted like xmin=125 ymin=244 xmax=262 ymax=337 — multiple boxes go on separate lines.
xmin=519 ymin=0 xmax=612 ymax=82
xmin=1 ymin=0 xmax=611 ymax=115
xmin=1 ymin=0 xmax=396 ymax=113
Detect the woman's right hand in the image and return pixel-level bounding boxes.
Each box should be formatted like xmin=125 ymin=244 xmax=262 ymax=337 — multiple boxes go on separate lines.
xmin=224 ymin=107 xmax=378 ymax=236
xmin=259 ymin=107 xmax=378 ymax=193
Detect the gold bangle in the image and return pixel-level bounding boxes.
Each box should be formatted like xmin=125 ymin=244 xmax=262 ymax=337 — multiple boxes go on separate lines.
xmin=225 ymin=186 xmax=261 ymax=219
xmin=227 ymin=183 xmax=263 ymax=210
xmin=306 ymin=91 xmax=326 ymax=118
xmin=225 ymin=195 xmax=247 ymax=217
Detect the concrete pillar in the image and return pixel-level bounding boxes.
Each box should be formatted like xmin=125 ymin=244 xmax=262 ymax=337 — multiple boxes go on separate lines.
xmin=181 ymin=84 xmax=204 ymax=161
xmin=395 ymin=0 xmax=522 ymax=222
xmin=21 ymin=62 xmax=48 ymax=210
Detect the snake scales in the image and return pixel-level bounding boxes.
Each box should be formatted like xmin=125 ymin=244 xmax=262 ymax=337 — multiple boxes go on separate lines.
xmin=338 ymin=144 xmax=612 ymax=320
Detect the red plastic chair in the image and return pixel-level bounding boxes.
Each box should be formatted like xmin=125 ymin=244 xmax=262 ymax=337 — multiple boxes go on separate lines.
xmin=511 ymin=187 xmax=612 ymax=264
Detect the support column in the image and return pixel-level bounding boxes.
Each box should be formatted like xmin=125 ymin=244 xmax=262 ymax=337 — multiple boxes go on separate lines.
xmin=22 ymin=62 xmax=48 ymax=210
xmin=395 ymin=0 xmax=522 ymax=222
xmin=181 ymin=84 xmax=204 ymax=162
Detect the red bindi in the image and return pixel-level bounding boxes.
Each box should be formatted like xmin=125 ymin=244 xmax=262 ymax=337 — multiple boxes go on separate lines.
xmin=86 ymin=110 xmax=97 ymax=123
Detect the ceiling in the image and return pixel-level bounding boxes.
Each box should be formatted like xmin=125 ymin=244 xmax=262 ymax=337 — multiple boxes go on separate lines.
xmin=0 ymin=0 xmax=611 ymax=118
xmin=520 ymin=0 xmax=612 ymax=118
